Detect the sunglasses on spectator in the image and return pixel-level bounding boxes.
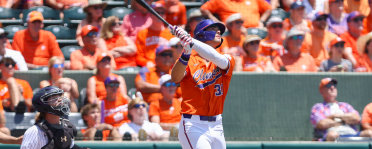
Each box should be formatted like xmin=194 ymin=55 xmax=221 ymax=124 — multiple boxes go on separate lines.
xmin=0 ymin=35 xmax=7 ymax=39
xmin=159 ymin=52 xmax=173 ymax=57
xmin=133 ymin=104 xmax=146 ymax=108
xmin=100 ymin=58 xmax=111 ymax=63
xmin=86 ymin=32 xmax=98 ymax=37
xmin=4 ymin=63 xmax=15 ymax=67
xmin=290 ymin=35 xmax=304 ymax=40
xmin=53 ymin=64 xmax=64 ymax=68
xmin=315 ymin=17 xmax=327 ymax=21
xmin=249 ymin=41 xmax=260 ymax=45
xmin=352 ymin=18 xmax=364 ymax=22
xmin=111 ymin=22 xmax=121 ymax=26
xmin=107 ymin=83 xmax=119 ymax=87
xmin=234 ymin=20 xmax=244 ymax=24
xmin=333 ymin=43 xmax=345 ymax=48
xmin=92 ymin=6 xmax=102 ymax=10
xmin=270 ymin=24 xmax=283 ymax=28
xmin=163 ymin=82 xmax=177 ymax=87
xmin=325 ymin=83 xmax=336 ymax=88
xmin=172 ymin=44 xmax=182 ymax=49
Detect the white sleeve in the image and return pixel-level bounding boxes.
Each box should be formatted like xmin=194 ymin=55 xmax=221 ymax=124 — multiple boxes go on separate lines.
xmin=192 ymin=39 xmax=229 ymax=69
xmin=118 ymin=123 xmax=134 ymax=135
xmin=70 ymin=139 xmax=74 ymax=148
xmin=21 ymin=126 xmax=47 ymax=149
xmin=152 ymin=123 xmax=164 ymax=136
xmin=15 ymin=51 xmax=28 ymax=71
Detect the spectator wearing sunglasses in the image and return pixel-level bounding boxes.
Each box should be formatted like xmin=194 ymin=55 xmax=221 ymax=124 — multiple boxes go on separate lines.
xmin=122 ymin=0 xmax=153 ymax=42
xmin=135 ymin=45 xmax=181 ymax=104
xmin=119 ymin=97 xmax=165 ymax=141
xmin=156 ymin=0 xmax=186 ymax=29
xmin=220 ymin=13 xmax=247 ymax=59
xmin=80 ymin=103 xmax=121 ymax=141
xmin=363 ymin=0 xmax=372 ymax=34
xmin=319 ymin=38 xmax=353 ymax=72
xmin=326 ymin=0 xmax=348 ymax=35
xmin=283 ymin=1 xmax=312 ymax=32
xmin=71 ymin=25 xmax=116 ymax=70
xmin=149 ymin=74 xmax=181 ymax=132
xmin=259 ymin=17 xmax=285 ymax=60
xmin=343 ymin=0 xmax=370 ymax=16
xmin=169 ymin=37 xmax=182 ymax=62
xmin=339 ymin=11 xmax=366 ymax=66
xmin=12 ymin=11 xmax=64 ymax=70
xmin=273 ymin=29 xmax=317 ymax=72
xmin=0 ymin=57 xmax=33 ymax=113
xmin=100 ymin=76 xmax=130 ymax=129
xmin=39 ymin=56 xmax=79 ymax=112
xmin=135 ymin=3 xmax=174 ymax=68
xmin=301 ymin=12 xmax=338 ymax=67
xmin=76 ymin=0 xmax=107 ymax=47
xmin=236 ymin=35 xmax=275 ymax=72
xmin=98 ymin=16 xmax=138 ymax=71
xmin=185 ymin=9 xmax=203 ymax=38
xmin=87 ymin=52 xmax=129 ymax=104
xmin=311 ymin=78 xmax=372 ymax=141
xmin=0 ymin=28 xmax=27 ymax=71
xmin=354 ymin=33 xmax=372 ymax=72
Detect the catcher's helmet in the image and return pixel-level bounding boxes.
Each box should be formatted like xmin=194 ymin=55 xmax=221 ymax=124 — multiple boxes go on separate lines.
xmin=32 ymin=86 xmax=70 ymax=116
xmin=194 ymin=19 xmax=226 ymax=42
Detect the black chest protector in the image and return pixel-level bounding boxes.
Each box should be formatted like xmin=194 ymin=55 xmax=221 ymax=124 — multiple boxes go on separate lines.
xmin=36 ymin=118 xmax=77 ymax=149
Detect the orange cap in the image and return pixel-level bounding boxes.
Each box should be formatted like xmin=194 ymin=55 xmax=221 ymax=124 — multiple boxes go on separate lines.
xmin=329 ymin=37 xmax=345 ymax=47
xmin=96 ymin=52 xmax=111 ymax=64
xmin=26 ymin=11 xmax=44 ymax=22
xmin=79 ymin=25 xmax=99 ymax=37
xmin=319 ymin=78 xmax=338 ymax=90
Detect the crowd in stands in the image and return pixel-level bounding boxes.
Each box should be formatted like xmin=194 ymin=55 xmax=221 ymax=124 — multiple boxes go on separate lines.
xmin=1 ymin=0 xmax=372 ymax=142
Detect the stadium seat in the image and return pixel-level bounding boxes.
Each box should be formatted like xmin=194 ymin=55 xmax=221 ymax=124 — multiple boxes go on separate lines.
xmin=106 ymin=1 xmax=125 ymax=10
xmin=104 ymin=7 xmax=133 ymax=19
xmin=4 ymin=25 xmax=26 ymax=39
xmin=80 ymin=88 xmax=87 ymax=108
xmin=0 ymin=7 xmax=22 ymax=26
xmin=269 ymin=8 xmax=289 ymax=20
xmin=22 ymin=6 xmax=62 ymax=26
xmin=186 ymin=8 xmax=199 ymax=18
xmin=247 ymin=28 xmax=267 ymax=39
xmin=44 ymin=25 xmax=76 ymax=39
xmin=33 ymin=88 xmax=40 ymax=95
xmin=61 ymin=46 xmax=81 ymax=60
xmin=63 ymin=7 xmax=86 ymax=27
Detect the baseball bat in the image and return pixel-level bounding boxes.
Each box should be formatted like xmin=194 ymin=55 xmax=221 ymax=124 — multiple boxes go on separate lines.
xmin=134 ymin=0 xmax=171 ymax=27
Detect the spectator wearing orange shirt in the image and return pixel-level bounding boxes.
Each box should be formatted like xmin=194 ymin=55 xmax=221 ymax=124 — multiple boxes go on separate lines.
xmin=237 ymin=35 xmax=275 ymax=72
xmin=45 ymin=0 xmax=87 ymax=10
xmin=157 ymin=0 xmax=186 ymax=29
xmin=259 ymin=16 xmax=285 ymax=60
xmin=149 ymin=74 xmax=181 ymax=131
xmin=71 ymin=25 xmax=116 ymax=70
xmin=220 ymin=13 xmax=247 ymax=57
xmin=344 ymin=0 xmax=370 ymax=16
xmin=39 ymin=57 xmax=79 ymax=112
xmin=101 ymin=76 xmax=130 ymax=128
xmin=76 ymin=0 xmax=106 ymax=47
xmin=361 ymin=101 xmax=372 ymax=131
xmin=0 ymin=58 xmax=33 ymax=113
xmin=87 ymin=52 xmax=129 ymax=104
xmin=340 ymin=11 xmax=366 ymax=66
xmin=354 ymin=33 xmax=372 ymax=72
xmin=135 ymin=3 xmax=174 ymax=67
xmin=80 ymin=103 xmax=121 ymax=141
xmin=0 ymin=0 xmax=13 ymax=8
xmin=362 ymin=0 xmax=372 ymax=34
xmin=0 ymin=76 xmax=9 ymax=136
xmin=273 ymin=29 xmax=317 ymax=72
xmin=98 ymin=16 xmax=137 ymax=71
xmin=319 ymin=37 xmax=353 ymax=72
xmin=302 ymin=12 xmax=338 ymax=67
xmin=185 ymin=9 xmax=203 ymax=37
xmin=283 ymin=1 xmax=312 ymax=32
xmin=12 ymin=11 xmax=64 ymax=70
xmin=200 ymin=0 xmax=272 ymax=28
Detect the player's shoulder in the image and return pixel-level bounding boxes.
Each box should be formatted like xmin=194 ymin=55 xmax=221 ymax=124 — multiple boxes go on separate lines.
xmin=24 ymin=125 xmax=43 ymax=136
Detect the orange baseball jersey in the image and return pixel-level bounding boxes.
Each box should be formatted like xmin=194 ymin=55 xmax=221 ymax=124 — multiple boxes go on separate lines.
xmin=220 ymin=34 xmax=245 ymax=54
xmin=272 ymin=53 xmax=317 ymax=72
xmin=283 ymin=18 xmax=312 ymax=31
xmin=362 ymin=102 xmax=372 ymax=124
xmin=344 ymin=0 xmax=370 ymax=16
xmin=340 ymin=32 xmax=365 ymax=61
xmin=200 ymin=0 xmax=271 ymax=28
xmin=70 ymin=48 xmax=116 ymax=70
xmin=90 ymin=73 xmax=122 ymax=100
xmin=12 ymin=29 xmax=64 ymax=66
xmin=179 ymin=54 xmax=235 ymax=116
xmin=135 ymin=28 xmax=174 ymax=67
xmin=102 ymin=93 xmax=130 ymax=127
xmin=355 ymin=54 xmax=372 ymax=72
xmin=80 ymin=129 xmax=110 ymax=141
xmin=259 ymin=37 xmax=285 ymax=57
xmin=242 ymin=55 xmax=271 ymax=71
xmin=104 ymin=35 xmax=136 ymax=69
xmin=157 ymin=0 xmax=187 ymax=26
xmin=301 ymin=31 xmax=338 ymax=66
xmin=149 ymin=98 xmax=182 ymax=123
xmin=0 ymin=79 xmax=33 ymax=101
xmin=135 ymin=66 xmax=182 ymax=103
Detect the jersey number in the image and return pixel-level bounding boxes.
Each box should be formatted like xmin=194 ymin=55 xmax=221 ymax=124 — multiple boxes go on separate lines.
xmin=214 ymin=84 xmax=223 ymax=96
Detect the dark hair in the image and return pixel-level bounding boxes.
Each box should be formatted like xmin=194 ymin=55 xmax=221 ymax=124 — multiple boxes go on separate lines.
xmin=35 ymin=112 xmax=47 ymax=124
xmin=80 ymin=104 xmax=100 ymax=126
xmin=0 ymin=57 xmax=15 ymax=65
xmin=365 ymin=39 xmax=372 ymax=54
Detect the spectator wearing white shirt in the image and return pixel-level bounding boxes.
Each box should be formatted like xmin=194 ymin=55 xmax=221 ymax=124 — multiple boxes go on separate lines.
xmin=0 ymin=28 xmax=28 ymax=71
xmin=119 ymin=97 xmax=166 ymax=141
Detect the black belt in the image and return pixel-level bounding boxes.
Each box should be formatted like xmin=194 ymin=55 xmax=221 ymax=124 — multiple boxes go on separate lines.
xmin=183 ymin=114 xmax=217 ymax=122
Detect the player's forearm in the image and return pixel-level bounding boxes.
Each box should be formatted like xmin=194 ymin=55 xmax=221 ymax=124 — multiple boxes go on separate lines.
xmin=192 ymin=39 xmax=229 ymax=69
xmin=171 ymin=61 xmax=187 ymax=83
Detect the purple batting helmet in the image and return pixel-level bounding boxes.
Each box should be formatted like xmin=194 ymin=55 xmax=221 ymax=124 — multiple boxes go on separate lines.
xmin=194 ymin=19 xmax=226 ymax=42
